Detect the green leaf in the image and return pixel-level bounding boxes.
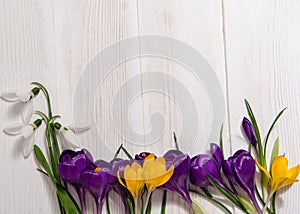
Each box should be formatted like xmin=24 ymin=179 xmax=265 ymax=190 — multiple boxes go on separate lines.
xmin=57 ymin=186 xmax=81 ymax=214
xmin=173 ymin=132 xmax=180 ymax=151
xmin=207 ymin=177 xmax=244 ymax=211
xmin=237 ymin=196 xmax=257 ymax=214
xmin=34 ymin=145 xmax=55 ymax=183
xmin=106 ymin=192 xmax=111 ymax=214
xmin=219 ymin=124 xmax=224 ymax=157
xmin=244 ymin=99 xmax=264 ymax=164
xmin=36 ymin=168 xmax=49 ymax=177
xmin=191 ymin=198 xmax=206 ymax=214
xmin=114 ymin=144 xmax=123 ymax=158
xmin=270 ymin=138 xmax=279 ymax=170
xmin=121 ymin=147 xmax=133 ymax=160
xmin=160 ymin=190 xmax=167 ymax=214
xmin=189 ymin=189 xmax=232 ymax=214
xmin=264 ymin=108 xmax=286 ymax=158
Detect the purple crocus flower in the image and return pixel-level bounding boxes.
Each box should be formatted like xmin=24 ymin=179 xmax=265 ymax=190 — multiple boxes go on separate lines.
xmin=58 ymin=149 xmax=94 ymax=214
xmin=222 ymin=150 xmax=261 ymax=214
xmin=159 ymin=150 xmax=192 ymax=206
xmin=81 ymin=160 xmax=114 ymax=214
xmin=81 ymin=158 xmax=133 ymax=214
xmin=242 ymin=117 xmax=258 ymax=150
xmin=190 ymin=144 xmax=233 ymax=194
xmin=135 ymin=152 xmax=151 ymax=160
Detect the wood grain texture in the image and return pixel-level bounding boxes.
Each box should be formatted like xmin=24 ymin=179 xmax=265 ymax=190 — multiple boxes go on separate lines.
xmin=0 ymin=0 xmax=299 ymax=213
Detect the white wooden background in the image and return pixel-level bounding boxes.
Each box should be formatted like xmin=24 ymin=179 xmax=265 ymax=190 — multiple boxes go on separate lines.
xmin=0 ymin=0 xmax=299 ymax=213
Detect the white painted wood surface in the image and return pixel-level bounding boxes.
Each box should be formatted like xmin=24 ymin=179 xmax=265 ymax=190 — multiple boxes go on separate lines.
xmin=0 ymin=0 xmax=299 ymax=213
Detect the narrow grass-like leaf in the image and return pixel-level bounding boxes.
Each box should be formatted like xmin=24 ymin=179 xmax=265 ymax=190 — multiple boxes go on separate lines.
xmin=34 ymin=145 xmax=54 ymax=183
xmin=173 ymin=132 xmax=180 ymax=151
xmin=207 ymin=177 xmax=244 ymax=211
xmin=36 ymin=168 xmax=49 ymax=177
xmin=272 ymin=192 xmax=277 ymax=214
xmin=270 ymin=138 xmax=279 ymax=170
xmin=264 ymin=108 xmax=286 ymax=158
xmin=189 ymin=189 xmax=232 ymax=214
xmin=244 ymin=99 xmax=264 ymax=164
xmin=106 ymin=192 xmax=111 ymax=214
xmin=121 ymin=147 xmax=133 ymax=160
xmin=201 ymin=187 xmax=212 ymax=198
xmin=191 ymin=198 xmax=206 ymax=214
xmin=219 ymin=124 xmax=224 ymax=157
xmin=57 ymin=185 xmax=81 ymax=214
xmin=125 ymin=196 xmax=134 ymax=214
xmin=160 ymin=190 xmax=167 ymax=214
xmin=114 ymin=144 xmax=123 ymax=158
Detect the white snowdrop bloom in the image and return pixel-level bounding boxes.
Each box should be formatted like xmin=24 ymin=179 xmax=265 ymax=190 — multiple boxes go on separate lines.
xmin=3 ymin=101 xmax=41 ymax=158
xmin=1 ymin=87 xmax=39 ymax=103
xmin=54 ymin=122 xmax=90 ymax=149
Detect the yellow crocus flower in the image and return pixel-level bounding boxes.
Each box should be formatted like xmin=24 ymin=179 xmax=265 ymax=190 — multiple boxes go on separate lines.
xmin=142 ymin=153 xmax=174 ymax=192
xmin=117 ymin=162 xmax=144 ymax=199
xmin=256 ymin=155 xmax=299 ymax=191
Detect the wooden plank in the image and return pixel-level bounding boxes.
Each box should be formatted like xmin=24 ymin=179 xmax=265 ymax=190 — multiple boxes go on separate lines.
xmin=223 ymin=1 xmax=300 ymax=213
xmin=136 ymin=0 xmax=228 ymax=213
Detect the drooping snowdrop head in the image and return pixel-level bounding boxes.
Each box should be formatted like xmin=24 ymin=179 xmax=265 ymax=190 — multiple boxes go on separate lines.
xmin=1 ymin=87 xmax=40 ymax=103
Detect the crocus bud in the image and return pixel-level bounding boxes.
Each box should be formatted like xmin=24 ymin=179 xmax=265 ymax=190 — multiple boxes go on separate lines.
xmin=242 ymin=117 xmax=257 ymax=149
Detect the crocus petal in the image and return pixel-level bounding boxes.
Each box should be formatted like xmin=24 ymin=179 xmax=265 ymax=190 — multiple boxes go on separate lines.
xmin=242 ymin=117 xmax=257 ymax=148
xmin=1 ymin=90 xmax=19 ymax=102
xmin=60 ymin=129 xmax=80 ymax=149
xmin=286 ymin=165 xmax=300 ymax=179
xmin=232 ymin=152 xmax=256 ymax=195
xmin=255 ymin=159 xmax=271 ymax=178
xmin=122 ymin=162 xmax=144 ymax=199
xmin=210 ymin=143 xmax=223 ymax=168
xmin=271 ymin=156 xmax=288 ymax=179
xmin=22 ymin=101 xmax=34 ymax=124
xmin=21 ymin=125 xmax=34 ymax=139
xmin=22 ymin=134 xmax=35 ymax=158
xmin=67 ymin=123 xmax=91 ymax=133
xmin=3 ymin=123 xmax=24 ymax=135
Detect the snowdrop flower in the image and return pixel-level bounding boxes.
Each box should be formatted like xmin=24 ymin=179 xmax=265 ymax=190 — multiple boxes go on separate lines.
xmin=1 ymin=87 xmax=40 ymax=103
xmin=54 ymin=122 xmax=90 ymax=149
xmin=3 ymin=101 xmax=41 ymax=158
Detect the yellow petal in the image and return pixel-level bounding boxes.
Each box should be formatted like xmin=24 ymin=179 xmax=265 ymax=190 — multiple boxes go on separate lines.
xmin=117 ymin=170 xmax=126 ymax=188
xmin=255 ymin=159 xmax=271 ymax=178
xmin=146 ymin=165 xmax=174 ymax=192
xmin=123 ymin=163 xmax=144 ymax=199
xmin=271 ymin=156 xmax=288 ymax=179
xmin=286 ymin=165 xmax=300 ymax=179
xmin=272 ymin=177 xmax=298 ymax=191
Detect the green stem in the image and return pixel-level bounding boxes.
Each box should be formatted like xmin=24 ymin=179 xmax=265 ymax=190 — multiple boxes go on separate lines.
xmin=31 ymin=82 xmax=53 ymax=118
xmin=143 ymin=192 xmax=151 ymax=214
xmin=160 ymin=190 xmax=167 ymax=214
xmin=262 ymin=191 xmax=275 ymax=214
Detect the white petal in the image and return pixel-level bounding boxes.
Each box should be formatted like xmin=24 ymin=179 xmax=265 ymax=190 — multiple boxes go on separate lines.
xmin=60 ymin=129 xmax=80 ymax=149
xmin=17 ymin=90 xmax=31 ymax=103
xmin=3 ymin=123 xmax=25 ymax=135
xmin=22 ymin=101 xmax=34 ymax=124
xmin=21 ymin=125 xmax=34 ymax=139
xmin=22 ymin=134 xmax=35 ymax=158
xmin=67 ymin=123 xmax=91 ymax=133
xmin=1 ymin=90 xmax=19 ymax=102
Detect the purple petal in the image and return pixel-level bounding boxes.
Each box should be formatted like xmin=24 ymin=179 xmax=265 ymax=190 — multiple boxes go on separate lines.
xmin=160 ymin=154 xmax=192 ymax=206
xmin=242 ymin=117 xmax=257 ymax=148
xmin=210 ymin=143 xmax=223 ymax=169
